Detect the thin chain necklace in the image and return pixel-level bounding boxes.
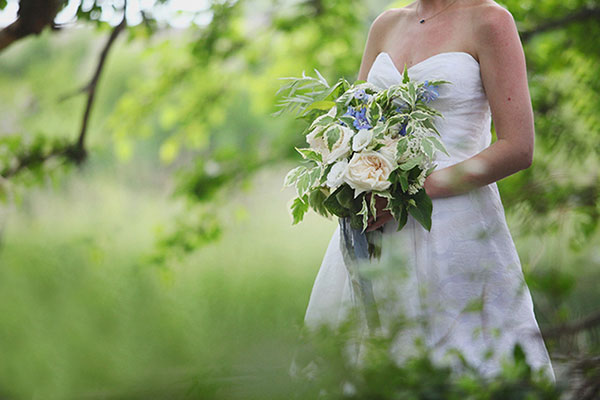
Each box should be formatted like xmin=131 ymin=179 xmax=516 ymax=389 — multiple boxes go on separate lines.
xmin=416 ymin=0 xmax=459 ymax=23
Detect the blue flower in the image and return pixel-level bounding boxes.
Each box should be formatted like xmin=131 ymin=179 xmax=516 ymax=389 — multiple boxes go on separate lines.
xmin=352 ymin=106 xmax=372 ymax=130
xmin=419 ymin=80 xmax=439 ymax=103
xmin=398 ymin=122 xmax=408 ymax=136
xmin=343 ymin=105 xmax=356 ymax=118
xmin=353 ymin=89 xmax=367 ymax=101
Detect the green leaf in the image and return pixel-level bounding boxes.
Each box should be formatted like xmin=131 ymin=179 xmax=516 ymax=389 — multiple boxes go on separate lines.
xmin=291 ymin=196 xmax=309 ymax=225
xmin=295 ymin=147 xmax=322 ymax=163
xmin=399 ymin=173 xmax=409 ymax=192
xmin=408 ymin=189 xmax=433 ymax=231
xmin=358 ymin=194 xmax=369 ymax=232
xmin=300 ymin=100 xmax=336 ymax=116
xmin=324 ymin=186 xmax=349 ymax=217
xmin=402 ymin=64 xmax=410 ymax=84
xmin=296 ymin=167 xmax=321 ymax=198
xmin=410 ymin=111 xmax=430 ymax=121
xmin=283 ymin=166 xmax=307 ymax=187
xmin=399 ymin=154 xmax=424 ymax=170
xmin=309 ymin=189 xmax=329 ymax=217
xmin=396 ymin=138 xmax=408 ymax=157
xmin=335 ymin=184 xmax=354 ymax=209
xmin=325 ymin=126 xmax=341 ymax=151
xmin=369 ymin=192 xmax=377 ymax=221
xmin=427 ymin=136 xmax=450 ymax=156
xmin=395 ymin=207 xmax=408 ymax=231
xmin=421 ymin=139 xmax=434 ymax=159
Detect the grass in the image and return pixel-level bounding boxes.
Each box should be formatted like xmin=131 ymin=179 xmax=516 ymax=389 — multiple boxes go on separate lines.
xmin=0 ymin=161 xmax=597 ymax=399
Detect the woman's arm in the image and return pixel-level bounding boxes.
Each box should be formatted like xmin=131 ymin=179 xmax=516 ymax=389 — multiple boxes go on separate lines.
xmin=424 ymin=5 xmax=534 ymax=199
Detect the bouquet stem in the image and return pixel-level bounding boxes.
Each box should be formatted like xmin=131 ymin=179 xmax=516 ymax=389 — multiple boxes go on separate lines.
xmin=338 ymin=217 xmax=382 ymax=336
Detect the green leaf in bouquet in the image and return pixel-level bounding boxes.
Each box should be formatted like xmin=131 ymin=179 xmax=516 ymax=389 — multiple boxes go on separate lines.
xmin=284 ymin=165 xmax=307 ymax=187
xmin=421 ymin=139 xmax=434 ymax=159
xmin=367 ymin=102 xmax=382 ymax=125
xmin=372 ymin=123 xmax=386 ymax=138
xmin=300 ymin=100 xmax=336 ymax=117
xmin=296 ymin=166 xmax=321 ymax=197
xmin=426 ymin=135 xmax=450 ymax=156
xmin=425 ymin=164 xmax=437 ymax=177
xmin=395 ymin=90 xmax=414 ymax=109
xmin=325 ymin=126 xmax=341 ymax=151
xmin=338 ymin=115 xmax=355 ymax=129
xmin=324 ymin=186 xmax=349 ymax=217
xmin=295 ymin=147 xmax=323 ymax=163
xmin=335 ymin=184 xmax=354 ymax=210
xmin=408 ymin=82 xmax=417 ymax=104
xmin=396 ymin=137 xmax=408 ymax=157
xmin=421 ymin=118 xmax=441 ymax=136
xmin=408 ymin=189 xmax=433 ymax=231
xmin=399 ymin=173 xmax=409 ymax=192
xmin=309 ymin=188 xmax=329 ymax=217
xmin=358 ymin=194 xmax=369 ymax=232
xmin=416 ymin=102 xmax=443 ymax=117
xmin=335 ymin=90 xmax=354 ymax=109
xmin=291 ymin=196 xmax=309 ymax=225
xmin=369 ymin=192 xmax=378 ymax=221
xmin=400 ymin=154 xmax=424 ymax=171
xmin=395 ymin=206 xmax=409 ymax=231
xmin=371 ymin=143 xmax=385 ymax=151
xmin=319 ymin=163 xmax=334 ymax=185
xmin=410 ymin=111 xmax=430 ymax=121
xmin=427 ymin=79 xmax=451 ymax=87
xmin=310 ymin=114 xmax=335 ymax=130
xmin=385 ymin=114 xmax=406 ymax=127
xmin=402 ymin=64 xmax=410 ymax=84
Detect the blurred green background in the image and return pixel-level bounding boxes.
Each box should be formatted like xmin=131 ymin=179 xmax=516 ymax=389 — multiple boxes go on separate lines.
xmin=0 ymin=0 xmax=598 ymax=398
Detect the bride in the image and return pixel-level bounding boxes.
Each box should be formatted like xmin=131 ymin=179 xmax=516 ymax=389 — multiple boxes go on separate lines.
xmin=299 ymin=0 xmax=557 ymax=383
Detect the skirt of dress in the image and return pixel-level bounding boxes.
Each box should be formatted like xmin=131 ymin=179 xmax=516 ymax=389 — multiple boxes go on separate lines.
xmin=302 ymin=182 xmax=556 ymax=383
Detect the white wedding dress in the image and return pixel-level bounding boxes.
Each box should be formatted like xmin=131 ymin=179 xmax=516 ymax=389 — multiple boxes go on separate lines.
xmin=301 ymin=51 xmax=556 ymax=382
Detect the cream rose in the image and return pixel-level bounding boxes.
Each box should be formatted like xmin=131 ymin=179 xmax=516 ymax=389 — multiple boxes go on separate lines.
xmin=306 ymin=125 xmax=353 ymax=164
xmin=344 ymin=150 xmax=394 ymax=197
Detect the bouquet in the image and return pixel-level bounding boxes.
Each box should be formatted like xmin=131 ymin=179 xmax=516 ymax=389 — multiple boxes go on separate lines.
xmin=275 ymin=66 xmax=451 ymax=333
xmin=276 ymin=65 xmax=450 ymax=239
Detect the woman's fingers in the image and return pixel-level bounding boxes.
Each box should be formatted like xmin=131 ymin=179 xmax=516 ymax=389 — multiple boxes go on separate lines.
xmin=366 ymin=210 xmax=392 ymax=232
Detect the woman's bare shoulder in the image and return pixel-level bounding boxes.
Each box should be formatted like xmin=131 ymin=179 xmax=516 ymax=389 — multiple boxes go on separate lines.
xmin=469 ymin=1 xmax=517 ymax=35
xmin=370 ymin=6 xmax=412 ymax=31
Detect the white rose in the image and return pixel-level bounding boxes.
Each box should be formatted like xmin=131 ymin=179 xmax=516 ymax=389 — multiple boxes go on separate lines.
xmin=326 ymin=160 xmax=349 ymax=188
xmin=378 ymin=136 xmax=400 ymax=163
xmin=344 ymin=150 xmax=394 ymax=197
xmin=306 ymin=125 xmax=353 ymax=164
xmin=352 ymin=129 xmax=373 ymax=152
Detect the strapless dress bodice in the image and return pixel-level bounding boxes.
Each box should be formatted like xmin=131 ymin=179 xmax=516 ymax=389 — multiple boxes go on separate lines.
xmin=367 ymin=51 xmax=492 ymax=170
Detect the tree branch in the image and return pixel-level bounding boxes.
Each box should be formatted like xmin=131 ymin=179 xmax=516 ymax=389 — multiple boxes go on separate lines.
xmin=520 ymin=5 xmax=600 ymax=42
xmin=539 ymin=309 xmax=600 ymax=339
xmin=74 ymin=15 xmax=127 ymax=163
xmin=0 ymin=0 xmax=63 ymax=52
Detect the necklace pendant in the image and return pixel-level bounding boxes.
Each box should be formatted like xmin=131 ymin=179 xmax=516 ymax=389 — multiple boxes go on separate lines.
xmin=419 ymin=19 xmax=425 ymax=23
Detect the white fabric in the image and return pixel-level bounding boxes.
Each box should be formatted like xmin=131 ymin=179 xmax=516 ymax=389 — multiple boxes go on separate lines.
xmin=302 ymin=51 xmax=556 ymax=382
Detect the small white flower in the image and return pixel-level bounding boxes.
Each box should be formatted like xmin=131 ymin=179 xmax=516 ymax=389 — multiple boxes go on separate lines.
xmin=326 ymin=160 xmax=349 ymax=188
xmin=352 ymin=129 xmax=373 ymax=152
xmin=378 ymin=136 xmax=400 ymax=163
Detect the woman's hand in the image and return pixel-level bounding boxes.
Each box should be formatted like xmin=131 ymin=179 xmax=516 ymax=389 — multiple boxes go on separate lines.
xmin=366 ymin=194 xmax=394 ymax=232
